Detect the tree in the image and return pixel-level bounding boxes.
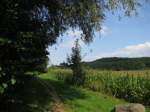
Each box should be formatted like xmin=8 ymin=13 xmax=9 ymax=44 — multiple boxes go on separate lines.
xmin=67 ymin=39 xmax=85 ymax=86
xmin=60 ymin=62 xmax=69 ymax=68
xmin=0 ymin=0 xmax=141 ymax=93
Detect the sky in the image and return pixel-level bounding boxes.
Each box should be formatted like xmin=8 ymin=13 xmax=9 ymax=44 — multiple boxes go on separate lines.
xmin=48 ymin=2 xmax=150 ymax=65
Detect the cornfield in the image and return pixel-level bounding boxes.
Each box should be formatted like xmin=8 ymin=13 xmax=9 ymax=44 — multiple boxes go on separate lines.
xmin=48 ymin=67 xmax=150 ymax=105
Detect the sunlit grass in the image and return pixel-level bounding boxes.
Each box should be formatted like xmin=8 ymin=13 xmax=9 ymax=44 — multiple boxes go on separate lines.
xmin=40 ymin=70 xmax=150 ymax=112
xmin=50 ymin=67 xmax=150 ymax=105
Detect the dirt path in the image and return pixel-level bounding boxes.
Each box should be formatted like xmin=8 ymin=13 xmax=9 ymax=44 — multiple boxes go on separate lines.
xmin=37 ymin=79 xmax=64 ymax=112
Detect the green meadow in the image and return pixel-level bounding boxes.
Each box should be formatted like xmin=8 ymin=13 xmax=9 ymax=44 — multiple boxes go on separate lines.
xmin=41 ymin=68 xmax=150 ymax=112
xmin=1 ymin=68 xmax=150 ymax=112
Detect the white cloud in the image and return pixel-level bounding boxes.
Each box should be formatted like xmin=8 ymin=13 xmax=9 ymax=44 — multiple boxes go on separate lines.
xmin=113 ymin=42 xmax=150 ymax=57
xmin=87 ymin=41 xmax=150 ymax=61
xmin=61 ymin=39 xmax=84 ymax=48
xmin=60 ymin=26 xmax=111 ymax=48
xmin=60 ymin=29 xmax=84 ymax=48
xmin=100 ymin=26 xmax=111 ymax=36
xmin=66 ymin=26 xmax=111 ymax=37
xmin=66 ymin=29 xmax=82 ymax=38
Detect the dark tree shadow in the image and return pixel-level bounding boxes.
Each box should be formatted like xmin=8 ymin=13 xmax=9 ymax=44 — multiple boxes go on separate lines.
xmin=44 ymin=79 xmax=87 ymax=102
xmin=0 ymin=75 xmax=87 ymax=112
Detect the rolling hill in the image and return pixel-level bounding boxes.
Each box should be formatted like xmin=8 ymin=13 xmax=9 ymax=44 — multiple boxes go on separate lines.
xmin=83 ymin=57 xmax=150 ymax=70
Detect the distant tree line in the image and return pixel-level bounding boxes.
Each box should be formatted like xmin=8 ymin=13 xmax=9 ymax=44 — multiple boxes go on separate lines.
xmin=83 ymin=57 xmax=150 ymax=70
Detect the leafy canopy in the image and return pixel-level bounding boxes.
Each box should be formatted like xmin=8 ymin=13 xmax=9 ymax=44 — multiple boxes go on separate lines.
xmin=0 ymin=0 xmax=140 ymax=92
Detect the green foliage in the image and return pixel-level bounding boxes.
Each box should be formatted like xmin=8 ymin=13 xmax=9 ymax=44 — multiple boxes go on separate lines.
xmin=84 ymin=70 xmax=150 ymax=105
xmin=39 ymin=72 xmax=127 ymax=112
xmin=52 ymin=68 xmax=150 ymax=105
xmin=0 ymin=0 xmax=102 ymax=92
xmin=67 ymin=39 xmax=85 ymax=86
xmin=40 ymin=71 xmax=150 ymax=112
xmin=83 ymin=57 xmax=150 ymax=70
xmin=0 ymin=0 xmax=141 ymax=93
xmin=48 ymin=82 xmax=126 ymax=112
xmin=1 ymin=69 xmax=149 ymax=112
xmin=0 ymin=76 xmax=53 ymax=112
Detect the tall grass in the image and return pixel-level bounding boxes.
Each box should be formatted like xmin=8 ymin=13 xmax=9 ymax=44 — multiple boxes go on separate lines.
xmin=85 ymin=70 xmax=150 ymax=105
xmin=48 ymin=67 xmax=150 ymax=105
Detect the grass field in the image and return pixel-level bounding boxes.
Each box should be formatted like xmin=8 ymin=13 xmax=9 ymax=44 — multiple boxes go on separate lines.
xmin=0 ymin=68 xmax=150 ymax=112
xmin=48 ymin=68 xmax=150 ymax=105
xmin=41 ymin=71 xmax=150 ymax=112
xmin=40 ymin=73 xmax=127 ymax=112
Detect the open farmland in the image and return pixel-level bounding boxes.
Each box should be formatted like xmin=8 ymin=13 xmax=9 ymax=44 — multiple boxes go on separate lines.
xmin=49 ymin=68 xmax=150 ymax=105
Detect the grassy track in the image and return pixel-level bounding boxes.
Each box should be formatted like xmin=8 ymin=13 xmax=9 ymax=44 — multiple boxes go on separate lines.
xmin=50 ymin=68 xmax=150 ymax=105
xmin=40 ymin=72 xmax=150 ymax=112
xmin=0 ymin=71 xmax=149 ymax=112
xmin=53 ymin=85 xmax=126 ymax=112
xmin=40 ymin=73 xmax=126 ymax=112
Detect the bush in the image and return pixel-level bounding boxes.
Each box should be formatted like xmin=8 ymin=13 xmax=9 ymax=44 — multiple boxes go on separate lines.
xmin=67 ymin=39 xmax=85 ymax=86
